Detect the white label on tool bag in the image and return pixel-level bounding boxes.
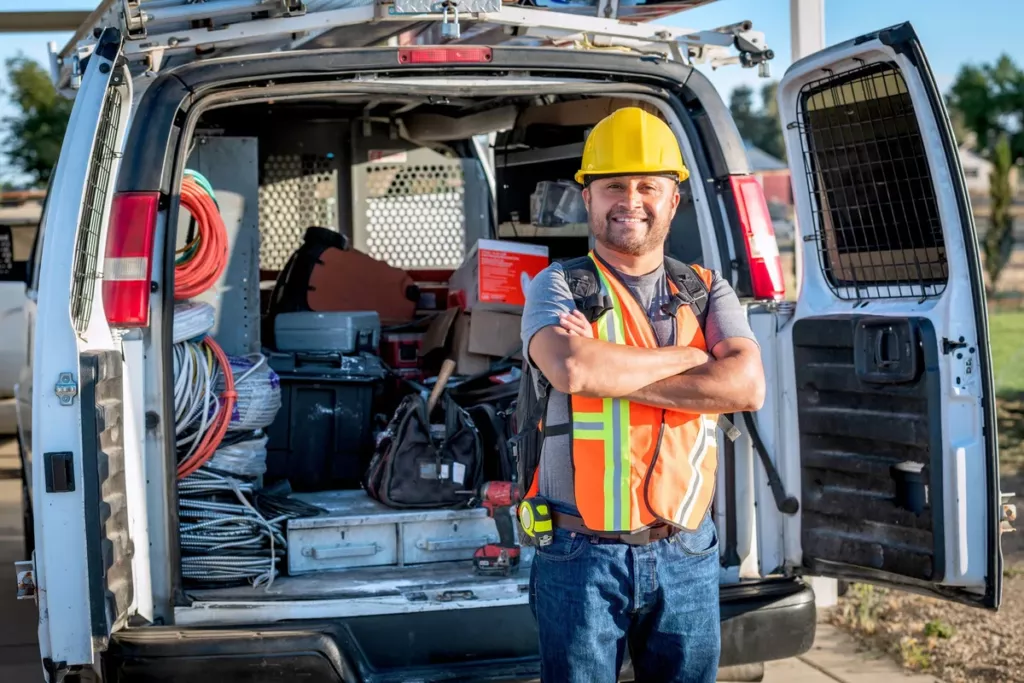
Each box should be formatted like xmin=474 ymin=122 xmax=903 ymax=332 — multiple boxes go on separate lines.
xmin=452 ymin=463 xmax=466 ymax=485
xmin=440 ymin=464 xmax=450 ymax=481
xmin=420 ymin=463 xmax=436 ymax=480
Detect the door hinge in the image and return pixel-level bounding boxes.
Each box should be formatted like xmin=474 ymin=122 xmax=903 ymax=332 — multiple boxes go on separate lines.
xmin=942 ymin=337 xmax=968 ymax=354
xmin=54 ymin=372 xmax=78 ymax=406
xmin=14 ymin=560 xmax=35 ymax=600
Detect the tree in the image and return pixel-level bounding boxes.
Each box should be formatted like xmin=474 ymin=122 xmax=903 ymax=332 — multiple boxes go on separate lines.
xmin=984 ymin=135 xmax=1015 ymax=297
xmin=756 ymin=81 xmax=785 ymax=161
xmin=947 ymin=54 xmax=1024 ymax=293
xmin=1 ymin=55 xmax=73 ymax=187
xmin=729 ymin=81 xmax=786 ymax=162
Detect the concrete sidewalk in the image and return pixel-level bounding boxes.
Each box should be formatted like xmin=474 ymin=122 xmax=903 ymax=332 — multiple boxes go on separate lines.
xmin=0 ymin=438 xmax=942 ymax=682
xmin=764 ymin=624 xmax=942 ymax=682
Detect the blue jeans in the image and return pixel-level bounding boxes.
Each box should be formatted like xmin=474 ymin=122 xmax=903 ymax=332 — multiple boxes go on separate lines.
xmin=528 ymin=513 xmax=721 ymax=683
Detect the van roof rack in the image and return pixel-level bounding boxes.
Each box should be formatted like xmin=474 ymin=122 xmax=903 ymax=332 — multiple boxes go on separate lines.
xmin=50 ymin=0 xmax=773 ymax=93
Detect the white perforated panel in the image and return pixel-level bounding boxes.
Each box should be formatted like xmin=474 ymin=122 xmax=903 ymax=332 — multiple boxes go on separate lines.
xmin=362 ymin=162 xmax=466 ymax=269
xmin=259 ymin=153 xmax=338 ymax=270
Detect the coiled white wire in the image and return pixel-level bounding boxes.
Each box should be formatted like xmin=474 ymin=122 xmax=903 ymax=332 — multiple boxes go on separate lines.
xmin=215 ymin=353 xmax=282 ymax=432
xmin=173 ymin=301 xmax=216 ymax=344
xmin=173 ymin=340 xmax=220 ymax=463
xmin=206 ymin=436 xmax=269 ymax=477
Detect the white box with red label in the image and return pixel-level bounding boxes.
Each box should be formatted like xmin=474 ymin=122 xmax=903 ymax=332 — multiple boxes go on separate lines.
xmin=448 ymin=239 xmax=549 ymax=312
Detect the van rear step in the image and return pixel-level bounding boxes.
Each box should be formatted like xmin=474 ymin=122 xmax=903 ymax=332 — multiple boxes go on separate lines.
xmin=136 ymin=580 xmax=815 ymax=679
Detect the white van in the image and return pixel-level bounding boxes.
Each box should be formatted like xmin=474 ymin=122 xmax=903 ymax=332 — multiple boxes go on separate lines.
xmin=16 ymin=1 xmax=1013 ymax=681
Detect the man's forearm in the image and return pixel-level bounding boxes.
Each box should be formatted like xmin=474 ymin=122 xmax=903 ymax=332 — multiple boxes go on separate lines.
xmin=626 ymin=348 xmax=765 ymax=414
xmin=531 ymin=325 xmax=708 ymax=398
xmin=564 ymin=336 xmax=708 ymax=398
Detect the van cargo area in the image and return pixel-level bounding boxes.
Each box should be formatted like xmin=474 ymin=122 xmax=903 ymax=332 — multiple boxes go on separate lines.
xmin=163 ymin=91 xmax=717 ymax=609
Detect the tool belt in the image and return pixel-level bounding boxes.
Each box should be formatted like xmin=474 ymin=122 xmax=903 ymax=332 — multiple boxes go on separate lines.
xmin=551 ymin=511 xmax=678 ymax=546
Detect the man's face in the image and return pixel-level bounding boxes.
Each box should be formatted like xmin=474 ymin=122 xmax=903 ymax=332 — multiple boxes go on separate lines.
xmin=582 ymin=175 xmax=680 ymax=257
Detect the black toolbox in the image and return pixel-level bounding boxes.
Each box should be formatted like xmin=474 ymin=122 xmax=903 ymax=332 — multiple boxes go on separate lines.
xmin=264 ymin=350 xmax=386 ymax=492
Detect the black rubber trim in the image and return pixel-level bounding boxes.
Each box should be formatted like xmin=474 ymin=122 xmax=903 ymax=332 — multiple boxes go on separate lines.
xmin=94 ymin=27 xmax=123 ymax=62
xmin=103 ymin=580 xmax=815 ymax=679
xmin=665 ymin=87 xmax=736 ymax=282
xmin=679 ymin=68 xmax=752 ymax=177
xmin=79 ymin=354 xmax=108 ymax=639
xmin=115 ymin=74 xmax=191 ymax=195
xmin=721 ymin=413 xmax=741 ymax=567
xmin=883 ymin=21 xmax=1001 ymax=609
xmin=117 ymin=47 xmax=692 ymax=194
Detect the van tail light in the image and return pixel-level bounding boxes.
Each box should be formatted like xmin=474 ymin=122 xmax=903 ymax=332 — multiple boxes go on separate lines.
xmin=397 ymin=47 xmax=493 ymax=64
xmin=729 ymin=176 xmax=786 ymax=300
xmin=103 ymin=192 xmax=159 ymax=328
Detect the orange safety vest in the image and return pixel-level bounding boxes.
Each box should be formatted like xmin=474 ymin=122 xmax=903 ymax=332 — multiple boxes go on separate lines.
xmin=530 ymin=253 xmax=719 ymax=533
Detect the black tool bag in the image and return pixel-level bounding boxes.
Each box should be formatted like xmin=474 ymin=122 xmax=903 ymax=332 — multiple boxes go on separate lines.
xmin=363 ymin=392 xmax=484 ymax=508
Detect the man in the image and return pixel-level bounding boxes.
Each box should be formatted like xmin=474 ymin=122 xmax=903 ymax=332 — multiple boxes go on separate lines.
xmin=520 ymin=107 xmax=766 ymax=683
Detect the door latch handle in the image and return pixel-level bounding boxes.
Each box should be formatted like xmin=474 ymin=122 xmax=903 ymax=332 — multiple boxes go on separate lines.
xmin=875 ymin=328 xmax=900 ymax=368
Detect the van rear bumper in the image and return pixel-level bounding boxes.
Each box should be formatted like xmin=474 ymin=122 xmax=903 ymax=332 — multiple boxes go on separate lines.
xmin=104 ymin=579 xmax=816 ymax=682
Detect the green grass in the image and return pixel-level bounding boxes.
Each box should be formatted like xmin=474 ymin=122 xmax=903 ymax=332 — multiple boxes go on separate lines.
xmin=990 ymin=311 xmax=1024 ymax=473
xmin=989 ymin=311 xmax=1024 ymax=396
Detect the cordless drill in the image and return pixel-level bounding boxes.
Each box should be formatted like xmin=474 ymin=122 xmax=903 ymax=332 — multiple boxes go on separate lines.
xmin=472 ymin=481 xmax=522 ymax=576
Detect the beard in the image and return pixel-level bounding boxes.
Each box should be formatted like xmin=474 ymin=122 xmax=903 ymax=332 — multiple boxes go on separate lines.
xmin=590 ymin=206 xmax=672 ymax=257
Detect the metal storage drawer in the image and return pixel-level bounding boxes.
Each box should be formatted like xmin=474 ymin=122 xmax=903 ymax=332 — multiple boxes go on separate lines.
xmin=286 ymin=490 xmax=505 ymax=573
xmin=288 ymin=518 xmax=398 ymax=574
xmin=400 ymin=512 xmax=499 ymax=565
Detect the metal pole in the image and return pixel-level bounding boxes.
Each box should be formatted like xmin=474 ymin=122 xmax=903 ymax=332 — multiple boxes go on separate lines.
xmin=790 ymin=0 xmax=824 ymax=62
xmin=790 ymin=0 xmax=837 ymax=611
xmin=788 ymin=0 xmax=824 ymax=303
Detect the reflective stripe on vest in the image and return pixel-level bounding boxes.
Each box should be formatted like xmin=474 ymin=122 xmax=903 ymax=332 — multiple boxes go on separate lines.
xmin=570 ymin=253 xmax=719 ymax=533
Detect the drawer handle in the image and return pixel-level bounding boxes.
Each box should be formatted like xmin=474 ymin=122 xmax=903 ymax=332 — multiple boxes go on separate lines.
xmin=305 ymin=543 xmax=380 ymax=559
xmin=417 ymin=536 xmax=496 ymax=552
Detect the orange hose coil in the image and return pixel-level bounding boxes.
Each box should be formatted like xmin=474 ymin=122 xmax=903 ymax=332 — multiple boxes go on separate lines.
xmin=177 ymin=336 xmax=237 ymax=479
xmin=175 ymin=175 xmax=228 ymax=300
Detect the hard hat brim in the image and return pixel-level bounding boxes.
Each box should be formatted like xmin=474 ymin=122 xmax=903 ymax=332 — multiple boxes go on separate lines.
xmin=574 ymin=167 xmax=690 ymax=186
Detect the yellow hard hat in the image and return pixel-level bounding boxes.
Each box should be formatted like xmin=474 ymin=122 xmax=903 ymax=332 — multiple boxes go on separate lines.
xmin=574 ymin=107 xmax=690 ymax=185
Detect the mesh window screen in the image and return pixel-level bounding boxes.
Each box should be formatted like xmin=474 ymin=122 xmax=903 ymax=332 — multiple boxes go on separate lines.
xmin=259 ymin=153 xmax=339 ymax=271
xmin=796 ymin=62 xmax=949 ymax=299
xmin=356 ymin=156 xmax=467 ymax=269
xmin=72 ymin=86 xmax=123 ymax=336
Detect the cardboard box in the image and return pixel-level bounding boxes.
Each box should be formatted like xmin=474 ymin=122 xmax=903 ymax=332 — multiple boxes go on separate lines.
xmin=418 ymin=307 xmax=522 ymax=376
xmin=449 ymin=239 xmax=549 ymax=312
xmin=467 ymin=309 xmax=523 ymax=360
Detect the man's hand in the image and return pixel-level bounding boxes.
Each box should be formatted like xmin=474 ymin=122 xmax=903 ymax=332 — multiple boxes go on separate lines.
xmin=626 ymin=337 xmax=765 ymax=414
xmin=558 ymin=310 xmax=594 ymax=338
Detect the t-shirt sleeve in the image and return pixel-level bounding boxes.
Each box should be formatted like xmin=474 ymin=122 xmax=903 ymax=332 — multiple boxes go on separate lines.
xmin=703 ymin=271 xmax=759 ymax=352
xmin=521 ymin=262 xmax=576 ymax=367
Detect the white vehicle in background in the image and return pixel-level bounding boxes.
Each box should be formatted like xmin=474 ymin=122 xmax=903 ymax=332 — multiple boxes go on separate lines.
xmin=0 ymin=190 xmax=42 ymax=436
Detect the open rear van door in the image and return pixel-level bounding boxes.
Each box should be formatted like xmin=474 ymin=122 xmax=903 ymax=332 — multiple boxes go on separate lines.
xmin=776 ymin=22 xmax=1006 ymax=608
xmin=29 ymin=26 xmax=149 ymax=680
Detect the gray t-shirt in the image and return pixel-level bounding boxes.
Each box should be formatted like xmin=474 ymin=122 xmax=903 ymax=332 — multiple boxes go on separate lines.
xmin=520 ymin=258 xmax=757 ymax=513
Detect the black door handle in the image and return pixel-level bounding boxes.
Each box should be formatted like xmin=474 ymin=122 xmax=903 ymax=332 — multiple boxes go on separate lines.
xmin=855 ymin=319 xmax=919 ymax=384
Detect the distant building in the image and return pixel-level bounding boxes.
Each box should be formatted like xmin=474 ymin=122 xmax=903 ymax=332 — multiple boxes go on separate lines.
xmin=744 ymin=141 xmax=792 ymax=209
xmin=958 ymin=146 xmax=1019 ymax=198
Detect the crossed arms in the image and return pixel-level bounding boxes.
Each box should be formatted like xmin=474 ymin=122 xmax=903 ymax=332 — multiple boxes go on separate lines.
xmin=528 ymin=310 xmax=766 ymax=414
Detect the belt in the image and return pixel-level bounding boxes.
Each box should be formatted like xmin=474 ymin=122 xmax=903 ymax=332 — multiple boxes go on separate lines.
xmin=551 ymin=511 xmax=678 ymax=546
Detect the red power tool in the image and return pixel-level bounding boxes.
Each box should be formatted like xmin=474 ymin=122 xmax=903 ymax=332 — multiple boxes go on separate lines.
xmin=472 ymin=481 xmax=522 ymax=576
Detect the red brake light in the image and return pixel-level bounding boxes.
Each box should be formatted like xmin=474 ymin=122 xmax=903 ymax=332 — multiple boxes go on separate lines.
xmin=729 ymin=176 xmax=786 ymax=301
xmin=103 ymin=191 xmax=159 ymax=328
xmin=397 ymin=47 xmax=493 ymax=64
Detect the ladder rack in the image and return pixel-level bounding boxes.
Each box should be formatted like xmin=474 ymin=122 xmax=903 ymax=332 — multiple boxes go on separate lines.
xmin=49 ymin=0 xmax=773 ymax=93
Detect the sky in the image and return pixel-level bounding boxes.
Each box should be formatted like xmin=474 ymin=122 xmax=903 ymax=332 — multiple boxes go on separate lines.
xmin=2 ymin=0 xmax=1024 ymax=180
